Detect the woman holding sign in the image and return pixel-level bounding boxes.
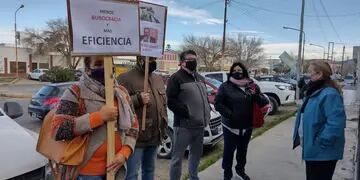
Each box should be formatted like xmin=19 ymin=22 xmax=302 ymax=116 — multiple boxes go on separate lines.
xmin=52 ymin=56 xmax=139 ymax=180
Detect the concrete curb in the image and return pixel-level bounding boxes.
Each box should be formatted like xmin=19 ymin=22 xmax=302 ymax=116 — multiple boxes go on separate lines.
xmin=10 ymin=78 xmax=21 ymax=84
xmin=0 ymin=78 xmax=20 ymax=86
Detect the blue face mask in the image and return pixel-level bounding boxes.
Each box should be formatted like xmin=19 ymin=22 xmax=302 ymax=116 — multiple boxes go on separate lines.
xmin=90 ymin=68 xmax=105 ymax=84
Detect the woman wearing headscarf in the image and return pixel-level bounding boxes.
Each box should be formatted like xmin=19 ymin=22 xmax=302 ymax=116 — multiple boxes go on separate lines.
xmin=215 ymin=62 xmax=269 ymax=180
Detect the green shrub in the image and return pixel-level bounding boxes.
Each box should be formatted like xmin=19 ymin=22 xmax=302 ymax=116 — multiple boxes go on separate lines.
xmin=41 ymin=66 xmax=76 ymax=83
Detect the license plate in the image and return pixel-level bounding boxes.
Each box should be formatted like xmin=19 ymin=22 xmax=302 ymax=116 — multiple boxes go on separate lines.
xmin=218 ymin=126 xmax=222 ymax=133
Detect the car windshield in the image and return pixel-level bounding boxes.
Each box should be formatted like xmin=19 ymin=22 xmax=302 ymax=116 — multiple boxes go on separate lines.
xmin=206 ymin=77 xmax=222 ymax=88
xmin=205 ymin=74 xmax=223 ymax=82
xmin=34 ymin=86 xmax=60 ymax=97
xmin=345 ymin=75 xmax=353 ymax=80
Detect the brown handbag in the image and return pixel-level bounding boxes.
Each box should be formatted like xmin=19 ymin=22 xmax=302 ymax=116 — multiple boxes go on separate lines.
xmin=36 ymin=109 xmax=89 ymax=165
xmin=36 ymin=85 xmax=88 ymax=179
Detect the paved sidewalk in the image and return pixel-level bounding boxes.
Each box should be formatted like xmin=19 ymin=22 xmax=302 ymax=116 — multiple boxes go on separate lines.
xmin=199 ymin=117 xmax=305 ymax=180
xmin=199 ymin=117 xmax=358 ymax=180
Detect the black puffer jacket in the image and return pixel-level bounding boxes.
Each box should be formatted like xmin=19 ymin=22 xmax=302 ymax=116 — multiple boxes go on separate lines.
xmin=215 ymin=80 xmax=269 ymax=129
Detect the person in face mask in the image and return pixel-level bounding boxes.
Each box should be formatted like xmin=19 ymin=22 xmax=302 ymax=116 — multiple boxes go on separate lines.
xmin=52 ymin=56 xmax=139 ymax=179
xmin=117 ymin=56 xmax=167 ymax=180
xmin=166 ymin=50 xmax=211 ymax=180
xmin=214 ymin=62 xmax=269 ymax=180
xmin=293 ymin=60 xmax=345 ymax=180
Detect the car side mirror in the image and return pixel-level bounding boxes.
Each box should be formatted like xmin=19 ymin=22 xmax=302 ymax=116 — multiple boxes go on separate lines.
xmin=4 ymin=102 xmax=23 ymax=119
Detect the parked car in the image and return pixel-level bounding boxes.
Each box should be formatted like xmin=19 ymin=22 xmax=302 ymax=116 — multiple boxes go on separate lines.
xmin=28 ymin=69 xmax=49 ymax=81
xmin=255 ymin=75 xmax=296 ymax=90
xmin=200 ymin=71 xmax=295 ymax=115
xmin=205 ymin=77 xmax=222 ymax=104
xmin=28 ymin=82 xmax=76 ymax=120
xmin=0 ymin=102 xmax=50 ymax=179
xmin=344 ymin=74 xmax=355 ymax=85
xmin=157 ymin=104 xmax=223 ymax=159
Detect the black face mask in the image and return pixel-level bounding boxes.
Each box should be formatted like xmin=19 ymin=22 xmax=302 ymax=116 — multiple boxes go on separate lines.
xmin=89 ymin=68 xmax=105 ymax=85
xmin=231 ymin=72 xmax=244 ymax=80
xmin=304 ymin=79 xmax=325 ymax=97
xmin=148 ymin=61 xmax=157 ymax=73
xmin=185 ymin=60 xmax=197 ymax=71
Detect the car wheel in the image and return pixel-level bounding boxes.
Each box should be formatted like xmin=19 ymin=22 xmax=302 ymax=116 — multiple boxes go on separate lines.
xmin=28 ymin=75 xmax=32 ymax=80
xmin=157 ymin=128 xmax=173 ymax=159
xmin=268 ymin=96 xmax=279 ymax=115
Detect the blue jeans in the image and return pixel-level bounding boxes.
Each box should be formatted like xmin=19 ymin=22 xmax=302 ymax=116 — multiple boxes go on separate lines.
xmin=125 ymin=146 xmax=158 ymax=180
xmin=77 ymin=175 xmax=105 ymax=180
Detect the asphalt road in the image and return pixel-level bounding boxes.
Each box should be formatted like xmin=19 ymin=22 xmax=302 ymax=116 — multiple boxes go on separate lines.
xmin=0 ymin=97 xmax=42 ymax=132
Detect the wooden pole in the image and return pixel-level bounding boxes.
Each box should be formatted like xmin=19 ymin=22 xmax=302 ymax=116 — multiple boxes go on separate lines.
xmin=141 ymin=57 xmax=149 ymax=131
xmin=104 ymin=57 xmax=115 ymax=180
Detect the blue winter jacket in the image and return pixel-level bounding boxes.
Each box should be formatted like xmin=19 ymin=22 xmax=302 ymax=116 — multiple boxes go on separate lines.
xmin=293 ymin=87 xmax=346 ymax=161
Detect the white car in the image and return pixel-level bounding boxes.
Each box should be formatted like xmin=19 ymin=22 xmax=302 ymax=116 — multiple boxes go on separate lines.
xmin=157 ymin=106 xmax=223 ymax=159
xmin=0 ymin=102 xmax=50 ymax=179
xmin=28 ymin=69 xmax=48 ymax=80
xmin=201 ymin=71 xmax=295 ymax=115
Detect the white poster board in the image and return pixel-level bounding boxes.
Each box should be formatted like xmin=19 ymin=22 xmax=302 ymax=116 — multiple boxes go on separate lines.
xmin=139 ymin=1 xmax=167 ymax=58
xmin=68 ymin=0 xmax=140 ymax=55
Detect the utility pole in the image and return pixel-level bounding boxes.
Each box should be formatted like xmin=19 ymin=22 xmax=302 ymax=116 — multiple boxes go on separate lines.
xmin=327 ymin=42 xmax=334 ymax=61
xmin=15 ymin=5 xmax=24 ymax=78
xmin=301 ymin=34 xmax=305 ymax=73
xmin=331 ymin=43 xmax=335 ymax=61
xmin=296 ymin=0 xmax=305 ymax=101
xmin=221 ymin=0 xmax=229 ymax=71
xmin=327 ymin=43 xmax=330 ymax=61
xmin=341 ymin=45 xmax=345 ymax=75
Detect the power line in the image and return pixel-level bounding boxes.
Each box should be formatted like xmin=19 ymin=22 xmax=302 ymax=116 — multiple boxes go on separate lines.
xmin=229 ymin=3 xmax=294 ymax=42
xmin=193 ymin=0 xmax=223 ymax=10
xmin=232 ymin=0 xmax=360 ymax=18
xmin=318 ymin=0 xmax=343 ymax=42
xmin=311 ymin=0 xmax=328 ymax=42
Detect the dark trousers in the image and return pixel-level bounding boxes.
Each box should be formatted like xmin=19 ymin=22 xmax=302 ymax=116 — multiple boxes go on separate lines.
xmin=306 ymin=160 xmax=338 ymax=180
xmin=222 ymin=126 xmax=252 ymax=179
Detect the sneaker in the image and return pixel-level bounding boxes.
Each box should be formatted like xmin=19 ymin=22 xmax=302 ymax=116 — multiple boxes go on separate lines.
xmin=235 ymin=172 xmax=250 ymax=180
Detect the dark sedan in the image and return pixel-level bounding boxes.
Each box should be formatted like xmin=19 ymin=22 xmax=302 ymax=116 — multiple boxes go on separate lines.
xmin=28 ymin=82 xmax=75 ymax=120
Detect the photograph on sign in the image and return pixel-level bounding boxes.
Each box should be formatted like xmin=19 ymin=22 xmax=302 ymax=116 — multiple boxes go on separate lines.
xmin=139 ymin=1 xmax=167 ymax=58
xmin=68 ymin=0 xmax=140 ymax=55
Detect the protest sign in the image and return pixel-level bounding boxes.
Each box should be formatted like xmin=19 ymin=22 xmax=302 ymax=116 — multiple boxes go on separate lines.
xmin=139 ymin=1 xmax=167 ymax=58
xmin=68 ymin=0 xmax=140 ymax=56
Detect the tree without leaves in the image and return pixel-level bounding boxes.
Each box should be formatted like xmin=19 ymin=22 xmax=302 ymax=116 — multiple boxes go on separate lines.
xmin=181 ymin=34 xmax=264 ymax=71
xmin=227 ymin=34 xmax=264 ymax=68
xmin=22 ymin=18 xmax=80 ymax=69
xmin=181 ymin=35 xmax=224 ymax=71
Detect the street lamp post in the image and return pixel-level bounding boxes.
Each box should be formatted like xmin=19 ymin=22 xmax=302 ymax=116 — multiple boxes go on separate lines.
xmin=15 ymin=4 xmax=24 ymax=78
xmin=283 ymin=26 xmax=306 ymax=72
xmin=309 ymin=43 xmax=326 ymax=60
